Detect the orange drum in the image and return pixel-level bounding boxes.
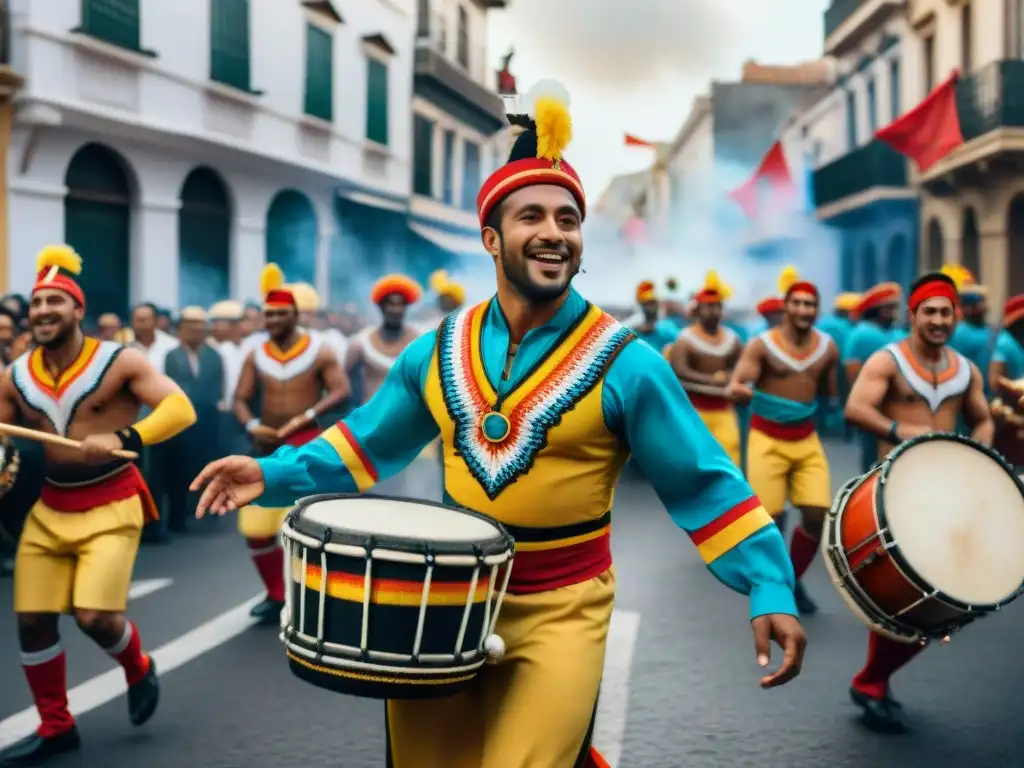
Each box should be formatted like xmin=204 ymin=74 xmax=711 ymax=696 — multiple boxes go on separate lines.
xmin=823 ymin=433 xmax=1024 ymax=644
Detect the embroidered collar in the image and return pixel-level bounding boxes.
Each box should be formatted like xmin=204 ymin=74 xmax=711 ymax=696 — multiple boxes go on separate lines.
xmin=886 ymin=340 xmax=971 ymax=413
xmin=263 ymin=333 xmax=311 ymax=364
xmin=681 ymin=325 xmax=738 ymax=357
xmin=760 ymin=328 xmax=831 ymax=372
xmin=253 ymin=332 xmax=321 ymax=382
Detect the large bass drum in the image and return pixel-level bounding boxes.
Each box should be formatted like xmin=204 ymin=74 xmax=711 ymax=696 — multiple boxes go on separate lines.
xmin=823 ymin=433 xmax=1024 ymax=643
xmin=0 ymin=434 xmax=23 ymax=546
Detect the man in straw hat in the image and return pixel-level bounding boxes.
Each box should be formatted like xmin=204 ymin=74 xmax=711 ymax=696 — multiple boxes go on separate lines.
xmin=0 ymin=246 xmax=198 ymax=764
xmin=192 ymin=81 xmax=804 ymax=767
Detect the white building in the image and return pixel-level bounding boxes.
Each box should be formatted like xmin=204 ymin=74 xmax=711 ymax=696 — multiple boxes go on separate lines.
xmin=7 ymin=0 xmax=416 ymax=320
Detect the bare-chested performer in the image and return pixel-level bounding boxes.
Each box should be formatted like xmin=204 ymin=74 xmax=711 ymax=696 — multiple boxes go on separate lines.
xmin=670 ymin=271 xmax=743 ymax=465
xmin=843 ymin=271 xmax=992 ymax=732
xmin=0 ymin=246 xmax=197 ymax=765
xmin=727 ymin=271 xmax=839 ymax=615
xmin=232 ymin=264 xmax=349 ymax=623
xmin=346 ymin=275 xmax=423 ymax=404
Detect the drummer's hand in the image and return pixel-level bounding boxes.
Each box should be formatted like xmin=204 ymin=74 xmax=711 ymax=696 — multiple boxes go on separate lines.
xmin=277 ymin=414 xmax=311 ymax=440
xmin=190 ymin=456 xmax=265 ymax=519
xmin=79 ymin=432 xmax=123 ymax=461
xmin=895 ymin=422 xmax=931 ymax=440
xmin=751 ymin=613 xmax=806 ymax=689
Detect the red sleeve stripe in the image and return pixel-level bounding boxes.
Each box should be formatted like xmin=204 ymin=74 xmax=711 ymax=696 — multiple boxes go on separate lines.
xmin=335 ymin=421 xmax=379 ymax=482
xmin=689 ymin=496 xmax=763 ymax=546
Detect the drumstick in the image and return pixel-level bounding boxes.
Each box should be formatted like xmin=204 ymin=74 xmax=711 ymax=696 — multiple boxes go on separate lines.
xmin=0 ymin=423 xmax=139 ymax=460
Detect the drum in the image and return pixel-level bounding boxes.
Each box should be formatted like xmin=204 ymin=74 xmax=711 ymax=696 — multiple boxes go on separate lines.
xmin=823 ymin=432 xmax=1024 ymax=644
xmin=280 ymin=494 xmax=515 ymax=700
xmin=0 ymin=435 xmax=21 ymax=546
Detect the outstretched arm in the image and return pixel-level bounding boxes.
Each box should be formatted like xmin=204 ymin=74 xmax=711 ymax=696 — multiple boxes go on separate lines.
xmin=605 ymin=342 xmax=796 ymax=621
xmin=669 ymin=338 xmax=725 ymax=386
xmin=255 ymin=333 xmax=440 ymax=507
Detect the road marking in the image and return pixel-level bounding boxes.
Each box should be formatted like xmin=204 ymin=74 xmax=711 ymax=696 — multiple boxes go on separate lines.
xmin=128 ymin=578 xmax=174 ymax=601
xmin=593 ymin=609 xmax=641 ymax=768
xmin=0 ymin=595 xmax=263 ymax=748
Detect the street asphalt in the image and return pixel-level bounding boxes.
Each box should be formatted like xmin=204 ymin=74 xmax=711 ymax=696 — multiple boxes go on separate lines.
xmin=1 ymin=442 xmax=1022 ymax=767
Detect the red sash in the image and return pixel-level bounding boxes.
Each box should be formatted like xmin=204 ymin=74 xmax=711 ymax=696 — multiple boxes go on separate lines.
xmin=40 ymin=464 xmax=159 ymax=523
xmin=688 ymin=391 xmax=730 ymax=412
xmin=750 ymin=414 xmax=815 ymax=441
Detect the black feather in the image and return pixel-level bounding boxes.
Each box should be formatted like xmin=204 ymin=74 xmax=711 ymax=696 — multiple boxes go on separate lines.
xmin=507 ymin=113 xmax=533 ymax=128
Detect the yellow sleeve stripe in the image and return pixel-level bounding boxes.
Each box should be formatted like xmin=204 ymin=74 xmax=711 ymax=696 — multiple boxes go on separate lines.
xmin=320 ymin=423 xmax=377 ymax=493
xmin=694 ymin=502 xmax=774 ymax=564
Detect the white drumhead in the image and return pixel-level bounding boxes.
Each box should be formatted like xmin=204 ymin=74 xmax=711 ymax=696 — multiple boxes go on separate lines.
xmin=300 ymin=497 xmax=502 ymax=543
xmin=884 ymin=439 xmax=1024 ymax=604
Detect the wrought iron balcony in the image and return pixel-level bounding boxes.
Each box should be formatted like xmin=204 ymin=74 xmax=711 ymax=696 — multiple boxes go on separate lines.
xmin=956 ymin=60 xmax=1024 ymax=140
xmin=413 ymin=45 xmax=506 ymax=135
xmin=813 ymin=139 xmax=907 ymax=209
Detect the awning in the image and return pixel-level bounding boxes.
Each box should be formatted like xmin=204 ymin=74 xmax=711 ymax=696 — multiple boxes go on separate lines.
xmin=335 ymin=187 xmax=407 ymax=214
xmin=408 ymin=220 xmax=484 ymax=258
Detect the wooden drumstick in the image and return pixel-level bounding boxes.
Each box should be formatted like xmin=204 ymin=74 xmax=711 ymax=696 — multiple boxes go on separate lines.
xmin=0 ymin=423 xmax=139 ymax=460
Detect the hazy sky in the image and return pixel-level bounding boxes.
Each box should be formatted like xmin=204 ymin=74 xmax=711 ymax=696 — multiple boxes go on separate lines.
xmin=487 ymin=0 xmax=830 ymax=198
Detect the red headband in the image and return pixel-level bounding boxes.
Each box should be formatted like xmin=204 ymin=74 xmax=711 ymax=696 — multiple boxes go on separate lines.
xmin=33 ymin=268 xmax=85 ymax=309
xmin=909 ymin=280 xmax=958 ymax=312
xmin=785 ymin=281 xmax=818 ymax=299
xmin=263 ymin=289 xmax=296 ymax=309
xmin=695 ymin=289 xmax=722 ymax=304
xmin=756 ymin=297 xmax=784 ymax=316
xmin=1004 ymin=295 xmax=1024 ymax=327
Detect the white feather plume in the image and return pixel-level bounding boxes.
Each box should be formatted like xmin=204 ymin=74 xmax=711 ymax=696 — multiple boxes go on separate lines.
xmin=520 ymin=79 xmax=572 ymax=117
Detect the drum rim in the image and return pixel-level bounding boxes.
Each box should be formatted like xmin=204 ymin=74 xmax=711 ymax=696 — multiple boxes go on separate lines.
xmin=286 ymin=492 xmax=515 ymax=556
xmin=877 ymin=431 xmax=1024 ymax=611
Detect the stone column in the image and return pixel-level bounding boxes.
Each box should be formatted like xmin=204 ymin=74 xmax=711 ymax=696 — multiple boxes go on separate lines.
xmin=133 ymin=197 xmax=180 ymax=305
xmin=233 ymin=217 xmax=265 ymax=301
xmin=0 ymin=63 xmax=25 ymax=293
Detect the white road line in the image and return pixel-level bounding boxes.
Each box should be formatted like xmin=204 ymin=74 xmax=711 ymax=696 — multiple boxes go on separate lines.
xmin=0 ymin=595 xmax=263 ymax=748
xmin=593 ymin=609 xmax=641 ymax=768
xmin=127 ymin=578 xmax=174 ymax=601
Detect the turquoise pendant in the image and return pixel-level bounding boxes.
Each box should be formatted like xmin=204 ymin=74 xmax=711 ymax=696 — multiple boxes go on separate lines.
xmin=480 ymin=411 xmax=511 ymax=443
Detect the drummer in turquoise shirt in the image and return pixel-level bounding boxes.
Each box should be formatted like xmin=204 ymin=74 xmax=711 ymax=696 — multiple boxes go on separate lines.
xmin=990 ymin=295 xmax=1024 ymax=382
xmin=628 ymin=279 xmax=679 ymax=352
xmin=815 ymin=292 xmax=859 ymax=436
xmin=842 ymin=282 xmax=903 ymax=472
xmin=951 ymin=284 xmax=994 ymax=390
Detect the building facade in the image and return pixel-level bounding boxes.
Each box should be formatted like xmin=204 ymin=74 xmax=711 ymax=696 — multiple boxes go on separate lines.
xmin=811 ymin=0 xmax=919 ymax=294
xmin=7 ymin=0 xmax=416 ymax=320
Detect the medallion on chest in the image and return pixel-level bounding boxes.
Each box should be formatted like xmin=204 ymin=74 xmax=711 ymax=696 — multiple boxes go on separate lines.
xmin=253 ymin=333 xmax=321 ymax=382
xmin=11 ymin=338 xmax=122 ymax=435
xmin=760 ymin=329 xmax=831 ymax=372
xmin=680 ymin=326 xmax=737 ymax=358
xmin=886 ymin=341 xmax=971 ymax=413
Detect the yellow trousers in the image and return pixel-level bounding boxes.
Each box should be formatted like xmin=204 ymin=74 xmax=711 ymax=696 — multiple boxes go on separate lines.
xmin=15 ymin=496 xmax=144 ymax=613
xmin=696 ymin=407 xmax=741 ymax=466
xmin=386 ymin=568 xmax=615 ymax=768
xmin=746 ymin=428 xmax=831 ymax=516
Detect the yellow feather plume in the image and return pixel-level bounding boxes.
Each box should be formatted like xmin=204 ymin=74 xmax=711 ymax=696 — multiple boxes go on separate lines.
xmin=778 ymin=265 xmax=800 ymax=296
xmin=534 ymin=97 xmax=573 ymax=163
xmin=429 ymin=270 xmax=449 ymax=294
xmin=260 ymin=263 xmax=284 ymax=297
xmin=940 ymin=263 xmax=973 ymax=290
xmin=36 ymin=245 xmax=82 ymax=276
xmin=703 ymin=270 xmax=733 ymax=300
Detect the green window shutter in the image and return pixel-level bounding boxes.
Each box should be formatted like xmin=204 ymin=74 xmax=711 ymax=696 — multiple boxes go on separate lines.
xmin=81 ymin=0 xmax=140 ymax=51
xmin=365 ymin=59 xmax=389 ymax=145
xmin=210 ymin=0 xmax=250 ymax=91
xmin=413 ymin=115 xmax=434 ymax=196
xmin=304 ymin=24 xmax=334 ymax=122
xmin=461 ymin=140 xmax=480 ymax=211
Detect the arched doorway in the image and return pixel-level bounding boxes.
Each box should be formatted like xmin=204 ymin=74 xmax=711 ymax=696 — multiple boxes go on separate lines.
xmin=63 ymin=143 xmax=133 ymax=323
xmin=265 ymin=190 xmax=317 ymax=285
xmin=961 ymin=207 xmax=980 ymax=280
xmin=178 ymin=167 xmax=231 ymax=308
xmin=861 ymin=241 xmax=878 ymax=290
xmin=1008 ymin=194 xmax=1024 ymax=295
xmin=886 ymin=234 xmax=911 ymax=291
xmin=925 ymin=218 xmax=944 ymax=272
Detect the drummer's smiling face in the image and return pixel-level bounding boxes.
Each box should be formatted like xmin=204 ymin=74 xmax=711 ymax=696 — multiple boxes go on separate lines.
xmin=29 ymin=289 xmax=82 ymax=349
xmin=482 ymin=185 xmax=583 ymax=305
xmin=912 ymin=297 xmax=956 ymax=347
xmin=263 ymin=306 xmax=297 ymax=343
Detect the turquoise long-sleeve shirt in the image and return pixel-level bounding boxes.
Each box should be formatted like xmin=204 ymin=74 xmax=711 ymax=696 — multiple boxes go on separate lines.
xmin=952 ymin=322 xmax=994 ymax=385
xmin=257 ymin=288 xmax=797 ymax=619
xmin=993 ymin=330 xmax=1024 ymax=380
xmin=631 ymin=318 xmax=679 ymax=351
xmin=842 ymin=320 xmax=896 ymax=365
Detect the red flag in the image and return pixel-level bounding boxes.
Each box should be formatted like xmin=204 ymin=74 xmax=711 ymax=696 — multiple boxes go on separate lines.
xmin=728 ymin=141 xmax=794 ymax=220
xmin=875 ymin=70 xmax=964 ymax=172
xmin=624 ymin=133 xmax=654 ymax=148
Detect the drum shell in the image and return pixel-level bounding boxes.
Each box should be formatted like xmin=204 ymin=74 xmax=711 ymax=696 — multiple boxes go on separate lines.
xmin=836 ymin=469 xmax=969 ymax=636
xmin=993 ymin=421 xmax=1024 ymax=468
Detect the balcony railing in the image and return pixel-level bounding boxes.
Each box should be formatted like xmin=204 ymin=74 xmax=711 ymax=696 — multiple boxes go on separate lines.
xmin=824 ymin=0 xmax=863 ymax=38
xmin=813 ymin=139 xmax=906 ymax=209
xmin=956 ymin=60 xmax=1024 ymax=140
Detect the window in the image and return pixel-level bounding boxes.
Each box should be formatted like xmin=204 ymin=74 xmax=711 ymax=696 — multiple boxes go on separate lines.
xmin=1006 ymin=0 xmax=1024 ymax=58
xmin=416 ymin=0 xmax=430 ymax=39
xmin=366 ymin=59 xmax=389 ymax=145
xmin=80 ymin=0 xmax=140 ymax=51
xmin=304 ymin=24 xmax=334 ymax=122
xmin=889 ymin=58 xmax=901 ymax=121
xmin=845 ymin=90 xmax=857 ymax=149
xmin=462 ymin=140 xmax=481 ymax=210
xmin=413 ymin=115 xmax=435 ymax=196
xmin=961 ymin=3 xmax=973 ymax=73
xmin=456 ymin=5 xmax=469 ymax=69
xmin=210 ymin=0 xmax=250 ymax=91
xmin=924 ymin=34 xmax=935 ymax=92
xmin=866 ymin=77 xmax=877 ymax=133
xmin=442 ymin=130 xmax=456 ymax=204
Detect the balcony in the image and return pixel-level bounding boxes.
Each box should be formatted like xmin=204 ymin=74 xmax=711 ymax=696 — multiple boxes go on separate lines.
xmin=824 ymin=0 xmax=901 ymax=57
xmin=813 ymin=139 xmax=909 ymax=216
xmin=0 ymin=2 xmax=23 ymax=98
xmin=413 ymin=45 xmax=506 ymax=135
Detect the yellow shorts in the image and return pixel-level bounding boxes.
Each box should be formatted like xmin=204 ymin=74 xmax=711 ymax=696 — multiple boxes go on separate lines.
xmin=15 ymin=496 xmax=144 ymax=614
xmin=746 ymin=427 xmax=831 ymax=516
xmin=696 ymin=407 xmax=741 ymax=466
xmin=238 ymin=505 xmax=289 ymax=539
xmin=386 ymin=568 xmax=615 ymax=768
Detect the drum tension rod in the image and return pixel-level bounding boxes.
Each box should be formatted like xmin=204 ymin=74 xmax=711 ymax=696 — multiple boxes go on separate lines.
xmin=360 ymin=537 xmax=378 ymax=663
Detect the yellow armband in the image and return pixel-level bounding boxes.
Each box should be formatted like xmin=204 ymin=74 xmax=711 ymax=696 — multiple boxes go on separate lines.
xmin=119 ymin=392 xmax=197 ymax=451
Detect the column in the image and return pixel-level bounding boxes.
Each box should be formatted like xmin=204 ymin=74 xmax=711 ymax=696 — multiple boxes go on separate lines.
xmin=233 ymin=218 xmax=265 ymax=301
xmin=6 ymin=179 xmax=66 ymax=293
xmin=315 ymin=224 xmax=334 ymax=302
xmin=132 ymin=197 xmax=180 ymax=305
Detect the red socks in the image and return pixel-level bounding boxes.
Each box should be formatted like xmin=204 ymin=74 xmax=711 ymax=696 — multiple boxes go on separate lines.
xmin=21 ymin=644 xmax=75 ymax=738
xmin=851 ymin=630 xmax=925 ymax=699
xmin=105 ymin=620 xmax=151 ymax=687
xmin=789 ymin=526 xmax=819 ymax=580
xmin=585 ymin=746 xmax=611 ymax=768
xmin=248 ymin=537 xmax=285 ymax=602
